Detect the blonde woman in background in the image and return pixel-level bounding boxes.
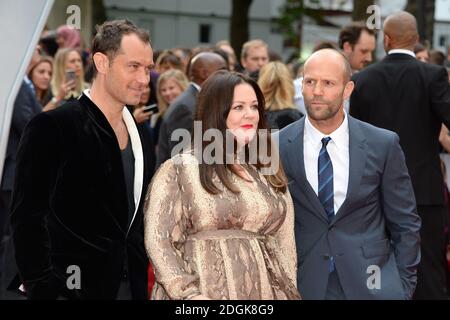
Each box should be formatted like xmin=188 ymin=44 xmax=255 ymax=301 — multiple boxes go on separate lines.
xmin=28 ymin=55 xmax=76 ymax=112
xmin=258 ymin=61 xmax=303 ymax=130
xmin=153 ymin=69 xmax=189 ymax=145
xmin=49 ymin=48 xmax=89 ymax=109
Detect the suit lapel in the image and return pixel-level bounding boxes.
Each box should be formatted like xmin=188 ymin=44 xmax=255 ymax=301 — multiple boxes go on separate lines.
xmin=286 ymin=118 xmax=329 ymax=223
xmin=122 ymin=107 xmax=144 ymax=235
xmin=334 ymin=116 xmax=367 ymax=223
xmin=81 ymin=90 xmax=144 ymax=234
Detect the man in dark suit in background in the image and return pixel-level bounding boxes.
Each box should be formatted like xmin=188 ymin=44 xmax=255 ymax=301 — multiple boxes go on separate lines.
xmin=0 ymin=46 xmax=42 ymax=298
xmin=156 ymin=52 xmax=227 ymax=167
xmin=278 ymin=49 xmax=421 ymax=299
xmin=350 ymin=11 xmax=450 ymax=299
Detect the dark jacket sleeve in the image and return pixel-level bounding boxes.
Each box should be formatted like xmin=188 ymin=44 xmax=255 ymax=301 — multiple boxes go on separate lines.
xmin=2 ymin=83 xmax=42 ymax=191
xmin=381 ymin=133 xmax=421 ymax=300
xmin=156 ymin=104 xmax=192 ymax=168
xmin=429 ymin=66 xmax=450 ymax=128
xmin=156 ymin=117 xmax=169 ymax=168
xmin=349 ymin=73 xmax=363 ymax=120
xmin=10 ymin=112 xmax=65 ymax=299
xmin=167 ymin=103 xmax=193 ymax=155
xmin=11 ymin=82 xmax=42 ymax=133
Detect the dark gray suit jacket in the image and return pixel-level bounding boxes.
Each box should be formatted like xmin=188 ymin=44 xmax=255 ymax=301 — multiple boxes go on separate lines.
xmin=156 ymin=84 xmax=198 ymax=168
xmin=277 ymin=115 xmax=421 ymax=299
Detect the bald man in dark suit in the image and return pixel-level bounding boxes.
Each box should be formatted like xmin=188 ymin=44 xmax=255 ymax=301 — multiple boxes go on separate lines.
xmin=350 ymin=11 xmax=450 ymax=299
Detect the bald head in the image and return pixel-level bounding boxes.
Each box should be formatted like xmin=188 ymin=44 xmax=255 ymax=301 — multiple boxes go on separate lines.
xmin=383 ymin=11 xmax=418 ymax=51
xmin=301 ymin=49 xmax=354 ymax=133
xmin=304 ymin=49 xmax=352 ymax=83
xmin=189 ymin=52 xmax=227 ymax=86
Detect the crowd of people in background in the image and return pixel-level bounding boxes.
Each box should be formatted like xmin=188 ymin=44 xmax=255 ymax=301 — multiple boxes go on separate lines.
xmin=19 ymin=20 xmax=450 ymax=155
xmin=1 ymin=12 xmax=450 ymax=300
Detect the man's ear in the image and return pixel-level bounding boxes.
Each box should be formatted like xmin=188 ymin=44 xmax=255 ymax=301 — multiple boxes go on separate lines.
xmin=343 ymin=80 xmax=355 ymax=100
xmin=342 ymin=42 xmax=353 ymax=54
xmin=383 ymin=35 xmax=391 ymax=51
xmin=93 ymin=52 xmax=109 ymax=75
xmin=411 ymin=33 xmax=419 ymax=46
xmin=199 ymin=66 xmax=209 ymax=83
xmin=240 ymin=57 xmax=247 ymax=69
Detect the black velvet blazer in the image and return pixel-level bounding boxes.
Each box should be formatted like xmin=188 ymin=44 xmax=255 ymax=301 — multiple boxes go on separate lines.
xmin=10 ymin=93 xmax=156 ymax=299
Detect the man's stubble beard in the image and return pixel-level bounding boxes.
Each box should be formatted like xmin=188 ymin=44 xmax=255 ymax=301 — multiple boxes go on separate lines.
xmin=305 ymin=97 xmax=343 ymax=122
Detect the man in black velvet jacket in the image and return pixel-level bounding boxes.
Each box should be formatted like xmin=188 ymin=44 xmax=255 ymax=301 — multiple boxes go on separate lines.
xmin=10 ymin=20 xmax=156 ymax=299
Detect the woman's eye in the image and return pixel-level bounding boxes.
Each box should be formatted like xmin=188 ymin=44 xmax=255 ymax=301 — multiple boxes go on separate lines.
xmin=233 ymin=105 xmax=243 ymax=110
xmin=251 ymin=105 xmax=258 ymax=110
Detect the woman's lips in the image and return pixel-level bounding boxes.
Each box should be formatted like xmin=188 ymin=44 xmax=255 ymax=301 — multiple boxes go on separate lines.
xmin=240 ymin=124 xmax=254 ymax=129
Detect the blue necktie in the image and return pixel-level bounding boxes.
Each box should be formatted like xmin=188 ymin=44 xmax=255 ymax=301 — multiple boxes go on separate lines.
xmin=318 ymin=137 xmax=335 ymax=272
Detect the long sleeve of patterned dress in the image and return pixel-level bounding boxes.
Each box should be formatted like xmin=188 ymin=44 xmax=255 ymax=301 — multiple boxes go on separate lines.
xmin=144 ymin=159 xmax=201 ymax=300
xmin=273 ymin=191 xmax=298 ymax=288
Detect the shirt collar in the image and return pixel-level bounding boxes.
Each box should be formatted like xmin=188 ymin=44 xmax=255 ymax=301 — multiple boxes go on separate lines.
xmin=305 ymin=110 xmax=349 ymax=150
xmin=388 ymin=49 xmax=415 ymax=58
xmin=191 ymin=82 xmax=201 ymax=92
xmin=83 ymin=89 xmax=91 ymax=100
xmin=83 ymin=89 xmax=126 ymax=110
xmin=83 ymin=89 xmax=97 ymax=103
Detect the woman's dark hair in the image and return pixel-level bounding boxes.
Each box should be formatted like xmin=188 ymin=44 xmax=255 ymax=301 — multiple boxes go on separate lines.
xmin=313 ymin=41 xmax=338 ymax=52
xmin=429 ymin=49 xmax=446 ymax=66
xmin=39 ymin=31 xmax=59 ymax=57
xmin=194 ymin=70 xmax=287 ymax=194
xmin=413 ymin=43 xmax=427 ymax=54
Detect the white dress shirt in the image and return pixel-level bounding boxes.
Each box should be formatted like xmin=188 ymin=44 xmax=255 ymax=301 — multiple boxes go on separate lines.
xmin=388 ymin=49 xmax=416 ymax=58
xmin=304 ymin=112 xmax=349 ymax=214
